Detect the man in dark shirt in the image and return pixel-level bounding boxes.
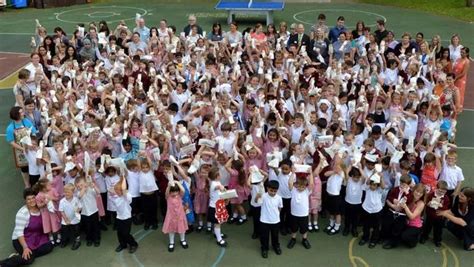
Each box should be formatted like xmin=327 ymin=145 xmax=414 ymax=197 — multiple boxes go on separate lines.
xmin=183 ymin=14 xmax=203 ymax=37
xmin=374 ymin=19 xmax=388 ymax=45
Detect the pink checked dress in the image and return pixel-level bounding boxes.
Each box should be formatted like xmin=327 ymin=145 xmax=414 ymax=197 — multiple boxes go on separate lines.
xmin=162 ymin=193 xmax=188 ymax=234
xmin=309 ymin=175 xmax=322 ymax=213
xmin=228 ymin=169 xmax=250 ymax=205
xmin=193 ymin=174 xmax=209 ymax=214
xmin=35 ymin=189 xmax=61 ymax=234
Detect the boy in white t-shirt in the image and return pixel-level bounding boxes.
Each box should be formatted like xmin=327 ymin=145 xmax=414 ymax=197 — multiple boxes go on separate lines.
xmin=287 ymin=172 xmax=314 ymax=250
xmin=59 ymin=184 xmax=82 ymax=250
xmin=257 ymin=180 xmax=283 ymax=259
xmin=269 ymin=159 xmax=293 ymax=235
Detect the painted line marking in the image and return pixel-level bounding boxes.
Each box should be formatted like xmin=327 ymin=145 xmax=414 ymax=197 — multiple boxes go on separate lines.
xmin=118 ymin=229 xmax=151 ymax=267
xmin=55 ymin=6 xmax=148 ymax=24
xmin=211 ymin=247 xmax=226 ymax=267
xmin=441 ymin=242 xmax=460 ymax=267
xmin=293 ymin=9 xmax=387 ymax=28
xmin=457 ymin=146 xmax=474 ymax=150
xmin=0 ymin=33 xmax=32 ymax=35
xmin=348 ymin=237 xmax=369 ymax=267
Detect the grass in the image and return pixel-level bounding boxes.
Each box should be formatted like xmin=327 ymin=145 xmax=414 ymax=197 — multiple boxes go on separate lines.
xmin=358 ymin=0 xmax=474 ymax=22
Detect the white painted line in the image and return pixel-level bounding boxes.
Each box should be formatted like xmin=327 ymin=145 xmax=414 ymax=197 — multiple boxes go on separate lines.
xmin=0 ymin=33 xmax=32 ymax=35
xmin=293 ymin=9 xmax=387 ymax=28
xmin=0 ymin=51 xmax=29 ymax=55
xmin=0 ymin=134 xmax=6 ymax=137
xmin=55 ymin=6 xmax=148 ymax=24
xmin=457 ymin=146 xmax=474 ymax=150
xmin=463 ymin=108 xmax=474 ymax=112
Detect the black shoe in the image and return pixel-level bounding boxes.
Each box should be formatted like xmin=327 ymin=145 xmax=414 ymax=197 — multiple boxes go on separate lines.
xmin=196 ymin=225 xmax=203 ymax=233
xmin=358 ymin=239 xmax=368 ymax=246
xmin=342 ymin=228 xmax=350 ymax=236
xmin=274 ymin=247 xmax=282 ymax=255
xmin=144 ymin=224 xmax=150 ymax=230
xmin=221 ymin=233 xmax=228 ymax=239
xmin=180 ymin=240 xmax=189 ymax=249
xmin=237 ymin=218 xmax=247 ymax=225
xmin=115 ymin=245 xmax=126 ymax=252
xmin=419 ymin=237 xmax=427 ymax=244
xmin=229 ymin=217 xmax=237 ymax=224
xmin=280 ymin=228 xmax=288 ymax=236
xmin=261 ymin=250 xmax=268 ymax=258
xmin=368 ymin=242 xmax=376 ymax=249
xmin=60 ymin=241 xmax=68 ymax=248
xmin=435 ymin=241 xmax=442 ymax=247
xmin=352 ymin=229 xmax=359 ymax=237
xmin=71 ymin=241 xmax=81 ymax=250
xmin=206 ymin=226 xmax=212 ymax=233
xmin=324 ymin=225 xmax=333 ymax=233
xmin=383 ymin=242 xmax=395 ymax=249
xmin=287 ymin=238 xmax=296 ymax=249
xmin=302 ymin=239 xmax=311 ymax=249
xmin=217 ymin=239 xmax=227 ymax=247
xmin=129 ymin=245 xmax=138 ymax=253
xmin=86 ymin=241 xmax=93 ymax=247
xmin=151 ymin=224 xmax=158 ymax=230
xmin=251 ymin=233 xmax=258 ymax=239
xmin=168 ymin=244 xmax=174 ymax=252
xmin=94 ymin=241 xmax=100 ymax=247
xmin=328 ymin=227 xmax=340 ymax=235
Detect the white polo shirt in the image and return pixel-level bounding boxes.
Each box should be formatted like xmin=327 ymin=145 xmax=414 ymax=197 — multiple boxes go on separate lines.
xmin=440 ymin=161 xmax=464 ymax=190
xmin=112 ymin=193 xmax=132 ymax=220
xmin=290 ymin=188 xmax=310 ymax=217
xmin=362 ymin=186 xmax=383 ymax=214
xmin=59 ymin=196 xmax=82 ymax=225
xmin=260 ymin=193 xmax=283 ymax=224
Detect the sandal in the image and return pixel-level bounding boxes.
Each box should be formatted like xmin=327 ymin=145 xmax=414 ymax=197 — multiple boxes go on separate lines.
xmin=216 ymin=239 xmax=227 ymax=247
xmin=328 ymin=227 xmax=340 ymax=235
xmin=168 ymin=243 xmax=175 ymax=252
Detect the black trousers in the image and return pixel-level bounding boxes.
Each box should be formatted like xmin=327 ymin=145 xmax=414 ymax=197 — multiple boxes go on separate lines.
xmin=131 ymin=196 xmax=142 ymax=218
xmin=344 ymin=202 xmax=361 ymax=231
xmin=362 ymin=210 xmax=382 ymax=242
xmin=447 ymin=221 xmax=474 ymax=250
xmin=100 ymin=192 xmax=109 ymax=222
xmin=61 ymin=223 xmax=80 ymax=243
xmin=259 ymin=222 xmax=280 ymax=251
xmin=250 ymin=206 xmax=261 ymax=235
xmin=280 ymin=198 xmax=291 ymax=231
xmin=141 ymin=192 xmax=158 ymax=225
xmin=422 ymin=217 xmax=444 ymax=243
xmin=82 ymin=212 xmax=100 ymax=242
xmin=401 ymin=226 xmax=422 ymax=248
xmin=116 ymin=218 xmax=138 ymax=248
xmin=380 ymin=210 xmax=407 ymax=242
xmin=29 ymin=174 xmax=40 ymax=187
xmin=0 ymin=240 xmax=53 ymax=266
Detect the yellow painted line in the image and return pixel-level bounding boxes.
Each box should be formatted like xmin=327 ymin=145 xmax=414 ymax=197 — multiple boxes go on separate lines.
xmin=0 ymin=65 xmax=26 ymax=90
xmin=441 ymin=248 xmax=448 ymax=267
xmin=349 ymin=237 xmax=370 ymax=267
xmin=441 ymin=242 xmax=460 ymax=267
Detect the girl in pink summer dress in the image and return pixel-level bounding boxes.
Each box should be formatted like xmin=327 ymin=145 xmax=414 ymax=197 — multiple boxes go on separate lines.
xmin=50 ymin=163 xmax=64 ymax=198
xmin=309 ymin=162 xmax=323 ymax=232
xmin=34 ymin=178 xmax=61 ymax=245
xmin=162 ymin=181 xmax=189 ymax=252
xmin=226 ymin=158 xmax=250 ymax=224
xmin=193 ymin=166 xmax=209 ymax=232
xmin=386 ymin=91 xmax=403 ymax=122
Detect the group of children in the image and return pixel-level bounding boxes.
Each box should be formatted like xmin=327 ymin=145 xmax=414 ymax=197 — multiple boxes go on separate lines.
xmin=6 ymin=10 xmax=471 ymax=260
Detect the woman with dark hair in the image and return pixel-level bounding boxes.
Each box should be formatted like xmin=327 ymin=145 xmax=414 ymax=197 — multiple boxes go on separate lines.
xmin=5 ymin=106 xmax=38 ymax=189
xmin=60 ymin=45 xmax=80 ymax=64
xmin=42 ymin=36 xmax=56 ymax=59
xmin=53 ymin=26 xmax=69 ymax=45
xmin=208 ymin=23 xmax=223 ymax=42
xmin=99 ymin=20 xmax=110 ymax=37
xmin=0 ymin=188 xmax=54 ymax=266
xmin=351 ymin=21 xmax=365 ymax=39
xmin=439 ymin=48 xmax=453 ymax=73
xmin=265 ymin=24 xmax=278 ymax=49
xmin=23 ymin=98 xmax=43 ymax=140
xmin=453 ymin=47 xmax=470 ymax=110
xmin=438 ymin=187 xmax=474 ymax=251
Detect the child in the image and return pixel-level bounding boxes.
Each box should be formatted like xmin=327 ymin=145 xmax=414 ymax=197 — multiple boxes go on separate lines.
xmin=420 ymin=152 xmax=441 ymax=194
xmin=359 ymin=173 xmax=385 ymax=248
xmin=25 ymin=136 xmax=43 ymax=187
xmin=207 ymin=167 xmax=228 ymax=247
xmin=308 ymin=162 xmax=323 ymax=232
xmin=75 ymin=176 xmax=101 ymax=247
xmin=104 ymin=166 xmax=121 ymax=228
xmin=59 ymin=184 xmax=82 ymax=250
xmin=139 ymin=157 xmax=159 ymax=230
xmin=324 ymin=155 xmax=345 ymax=235
xmin=439 ymin=150 xmax=464 ymax=203
xmin=269 ymin=159 xmax=293 ymax=235
xmin=343 ymin=166 xmax=365 ymax=237
xmin=287 ymin=171 xmax=314 ymax=249
xmin=126 ymin=159 xmax=142 ymax=225
xmin=34 ymin=178 xmax=61 ymax=245
xmin=257 ymin=180 xmax=283 ymax=258
xmin=112 ymin=175 xmax=138 ymax=253
xmin=420 ymin=180 xmax=450 ymax=246
xmin=249 ymin=169 xmax=265 ymax=239
xmin=227 ymin=158 xmax=250 ymax=224
xmin=193 ymin=165 xmax=210 ymax=232
xmin=162 ymin=180 xmax=189 ymax=252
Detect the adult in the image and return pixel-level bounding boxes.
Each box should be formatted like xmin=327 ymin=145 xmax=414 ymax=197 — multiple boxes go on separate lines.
xmin=5 ymin=106 xmax=38 ymax=189
xmin=449 ymin=34 xmax=463 ymax=63
xmin=125 ymin=32 xmax=148 ymax=56
xmin=438 ymin=187 xmax=474 ymax=251
xmin=287 ymin=24 xmax=310 ymax=52
xmin=13 ymin=69 xmax=31 ymax=108
xmin=453 ymin=47 xmax=470 ymax=109
xmin=0 ymin=189 xmax=54 ymax=266
xmin=79 ymin=39 xmax=96 ymax=62
xmin=374 ymin=19 xmax=388 ymax=45
xmin=208 ymin=22 xmax=223 ymax=42
xmin=133 ymin=17 xmax=150 ymax=43
xmin=310 ymin=13 xmax=329 ymax=39
xmin=24 ymin=53 xmax=46 ymax=96
xmin=224 ymin=22 xmax=242 ymax=47
xmin=183 ymin=14 xmax=203 ymax=37
xmin=309 ymin=28 xmax=330 ymax=65
xmin=328 ymin=16 xmax=347 ymax=43
xmin=23 ymin=98 xmax=43 ymax=140
xmin=394 ymin=32 xmax=416 ymax=57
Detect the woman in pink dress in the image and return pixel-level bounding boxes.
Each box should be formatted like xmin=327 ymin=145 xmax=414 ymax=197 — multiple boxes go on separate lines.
xmin=453 ymin=47 xmax=470 ymax=110
xmin=162 ymin=181 xmax=189 ymax=252
xmin=34 ymin=179 xmax=61 ymax=244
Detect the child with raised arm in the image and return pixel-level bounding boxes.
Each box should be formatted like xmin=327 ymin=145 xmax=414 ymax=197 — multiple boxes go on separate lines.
xmin=58 ymin=184 xmax=82 ymax=250
xmin=257 ymin=180 xmax=283 ymax=259
xmin=162 ymin=180 xmax=189 ymax=252
xmin=359 ymin=172 xmax=385 ymax=249
xmin=287 ymin=170 xmax=314 ymax=249
xmin=75 ymin=176 xmax=101 ymax=247
xmin=111 ymin=174 xmax=138 ymax=253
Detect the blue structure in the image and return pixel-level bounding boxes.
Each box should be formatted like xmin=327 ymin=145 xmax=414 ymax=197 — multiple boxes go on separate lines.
xmin=215 ymin=0 xmax=285 ymax=25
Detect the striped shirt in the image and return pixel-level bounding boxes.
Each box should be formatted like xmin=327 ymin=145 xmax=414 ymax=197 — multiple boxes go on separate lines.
xmin=12 ymin=206 xmax=32 ymax=240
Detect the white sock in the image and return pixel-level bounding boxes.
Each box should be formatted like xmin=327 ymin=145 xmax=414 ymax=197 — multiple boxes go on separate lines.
xmin=207 ymin=222 xmax=212 ymax=228
xmin=241 ymin=214 xmax=247 ymax=220
xmin=313 ymin=219 xmax=318 ymax=225
xmin=179 ymin=233 xmax=186 ymax=242
xmin=214 ymin=227 xmax=222 ymax=242
xmin=233 ymin=213 xmax=238 ymax=218
xmin=329 ymin=219 xmax=335 ymax=227
xmin=334 ymin=223 xmax=341 ymax=230
xmin=199 ymin=220 xmax=203 ymax=226
xmin=169 ymin=233 xmax=175 ymax=244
